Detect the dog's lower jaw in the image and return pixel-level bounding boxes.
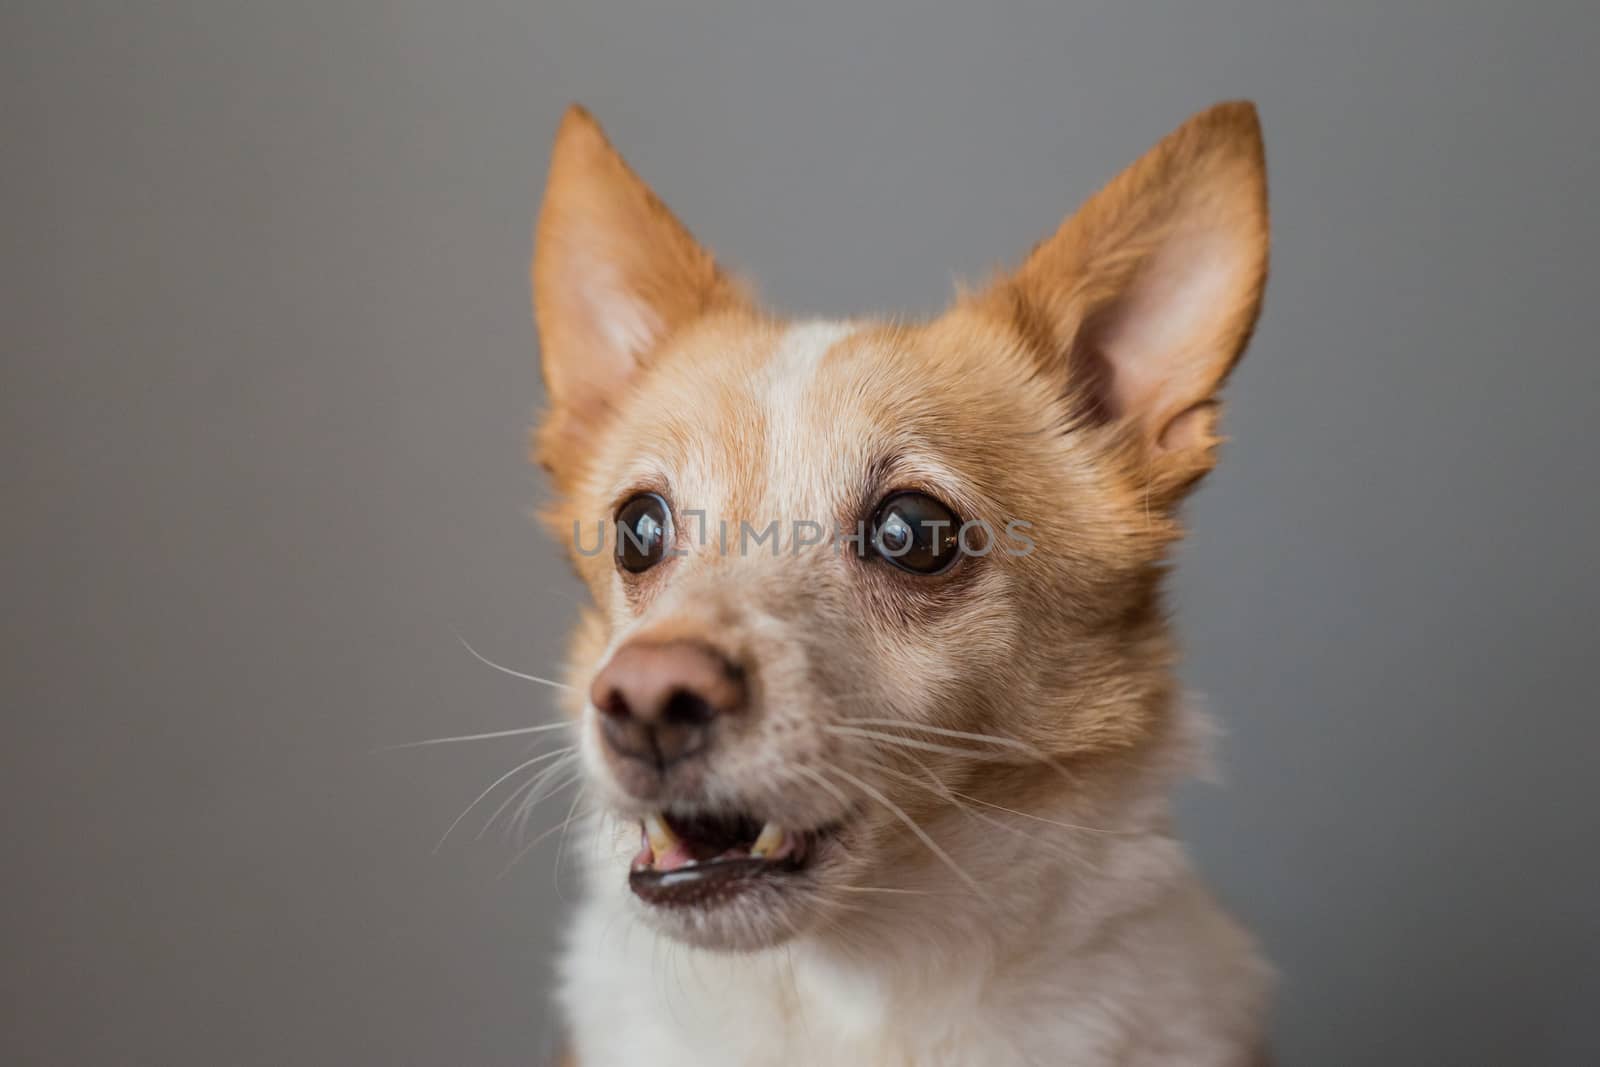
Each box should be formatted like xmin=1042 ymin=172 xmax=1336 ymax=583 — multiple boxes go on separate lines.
xmin=556 ymin=708 xmax=1271 ymax=1067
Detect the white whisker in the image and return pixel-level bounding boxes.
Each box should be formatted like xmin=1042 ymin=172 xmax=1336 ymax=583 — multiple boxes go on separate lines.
xmin=947 ymin=789 xmax=1127 ymax=836
xmin=512 ymin=757 xmax=583 ymax=839
xmin=435 ymin=748 xmax=574 ymax=852
xmin=798 ymin=763 xmax=992 ymax=904
xmin=822 ymin=725 xmax=1015 ymax=764
xmin=874 ymin=764 xmax=1103 ymax=870
xmin=841 ymin=717 xmax=1073 ymax=778
xmin=455 ymin=631 xmax=574 ymax=691
xmin=498 ymin=775 xmax=585 ymax=878
xmin=870 ymin=756 xmax=1124 ymax=838
xmin=478 ymin=749 xmax=577 ymax=839
xmin=377 ymin=720 xmax=572 ymax=751
xmin=832 ymin=884 xmax=937 ymax=896
xmin=874 ymin=758 xmax=968 ymax=808
xmin=552 ymin=784 xmax=589 ymax=896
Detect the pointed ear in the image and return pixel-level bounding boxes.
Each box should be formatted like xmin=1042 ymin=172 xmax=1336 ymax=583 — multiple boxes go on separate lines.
xmin=992 ymin=101 xmax=1268 ymax=500
xmin=531 ymin=105 xmax=743 ymax=480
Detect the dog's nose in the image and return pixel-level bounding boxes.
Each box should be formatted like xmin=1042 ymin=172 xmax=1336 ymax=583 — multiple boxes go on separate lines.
xmin=590 ymin=639 xmax=747 ymax=769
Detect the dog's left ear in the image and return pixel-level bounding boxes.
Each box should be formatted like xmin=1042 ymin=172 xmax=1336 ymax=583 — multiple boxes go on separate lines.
xmin=987 ymin=101 xmax=1269 ymax=501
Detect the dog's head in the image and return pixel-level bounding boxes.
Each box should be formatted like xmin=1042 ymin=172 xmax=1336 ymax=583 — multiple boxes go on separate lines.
xmin=531 ymin=103 xmax=1267 ymax=951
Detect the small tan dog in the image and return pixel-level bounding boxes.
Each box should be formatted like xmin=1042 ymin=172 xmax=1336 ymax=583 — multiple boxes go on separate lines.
xmin=532 ymin=100 xmax=1271 ymax=1065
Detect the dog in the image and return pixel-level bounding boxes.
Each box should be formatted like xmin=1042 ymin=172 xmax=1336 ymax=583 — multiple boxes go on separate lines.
xmin=530 ymin=100 xmax=1271 ymax=1065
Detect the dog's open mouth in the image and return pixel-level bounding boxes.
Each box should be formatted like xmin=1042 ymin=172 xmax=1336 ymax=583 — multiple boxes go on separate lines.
xmin=628 ymin=811 xmax=833 ymax=908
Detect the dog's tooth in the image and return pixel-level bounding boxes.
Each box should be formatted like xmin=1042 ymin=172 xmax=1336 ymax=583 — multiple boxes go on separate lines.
xmin=643 ymin=813 xmax=679 ymax=860
xmin=749 ymin=820 xmax=786 ymax=859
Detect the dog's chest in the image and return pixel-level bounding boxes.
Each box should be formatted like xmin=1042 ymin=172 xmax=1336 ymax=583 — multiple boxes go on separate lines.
xmin=558 ymin=897 xmax=1097 ymax=1067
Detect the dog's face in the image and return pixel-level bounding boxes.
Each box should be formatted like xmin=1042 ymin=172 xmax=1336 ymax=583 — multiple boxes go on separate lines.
xmin=531 ymin=104 xmax=1267 ymax=951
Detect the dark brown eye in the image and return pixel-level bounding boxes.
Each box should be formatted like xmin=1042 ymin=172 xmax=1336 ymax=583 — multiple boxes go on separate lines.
xmin=869 ymin=491 xmax=962 ymax=575
xmin=615 ymin=493 xmax=673 ymax=574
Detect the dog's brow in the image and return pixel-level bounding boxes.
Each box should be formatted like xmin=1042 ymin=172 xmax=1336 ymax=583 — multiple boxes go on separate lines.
xmin=865 ymin=453 xmax=992 ymax=525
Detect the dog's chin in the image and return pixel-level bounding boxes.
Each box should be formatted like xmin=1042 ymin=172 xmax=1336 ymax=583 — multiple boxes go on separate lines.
xmin=630 ymin=866 xmax=828 ymax=952
xmin=620 ymin=808 xmax=847 ymax=952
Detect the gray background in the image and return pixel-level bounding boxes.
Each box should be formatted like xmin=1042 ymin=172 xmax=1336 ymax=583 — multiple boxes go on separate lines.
xmin=5 ymin=1 xmax=1597 ymax=1064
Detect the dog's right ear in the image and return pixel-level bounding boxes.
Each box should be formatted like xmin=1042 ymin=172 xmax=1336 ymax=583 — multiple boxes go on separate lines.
xmin=532 ymin=106 xmax=742 ymax=484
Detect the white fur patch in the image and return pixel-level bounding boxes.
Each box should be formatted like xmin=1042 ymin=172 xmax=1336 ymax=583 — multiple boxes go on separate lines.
xmin=761 ymin=320 xmax=856 ymax=522
xmin=764 ymin=319 xmax=854 ymax=428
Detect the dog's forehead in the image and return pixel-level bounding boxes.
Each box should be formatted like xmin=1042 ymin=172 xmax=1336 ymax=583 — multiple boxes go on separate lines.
xmin=630 ymin=318 xmax=897 ymax=520
xmin=601 ymin=310 xmax=1054 ymax=534
xmin=755 ymin=320 xmax=869 ymax=512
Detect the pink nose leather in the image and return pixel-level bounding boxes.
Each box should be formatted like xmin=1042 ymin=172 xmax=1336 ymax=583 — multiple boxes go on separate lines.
xmin=590 ymin=640 xmax=746 ymax=768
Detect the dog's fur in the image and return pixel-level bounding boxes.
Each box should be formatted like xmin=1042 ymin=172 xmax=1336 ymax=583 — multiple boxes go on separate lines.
xmin=531 ymin=101 xmax=1271 ymax=1065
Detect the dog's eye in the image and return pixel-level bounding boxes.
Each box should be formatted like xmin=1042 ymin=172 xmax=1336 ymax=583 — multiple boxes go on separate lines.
xmin=868 ymin=491 xmax=961 ymax=575
xmin=615 ymin=493 xmax=674 ymax=574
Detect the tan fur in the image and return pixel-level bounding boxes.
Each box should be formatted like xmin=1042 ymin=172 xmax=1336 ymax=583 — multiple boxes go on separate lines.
xmin=532 ymin=102 xmax=1271 ymax=1065
xmin=532 ymin=106 xmax=751 ymax=490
